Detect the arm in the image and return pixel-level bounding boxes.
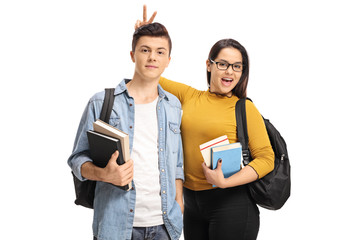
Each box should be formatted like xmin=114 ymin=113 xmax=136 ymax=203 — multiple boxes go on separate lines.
xmin=201 ymin=100 xmax=274 ymax=188
xmin=246 ymin=100 xmax=275 ymax=178
xmin=174 ymin=102 xmax=184 ymax=213
xmin=175 ymin=179 xmax=184 ymax=213
xmin=202 ymin=161 xmax=258 ymax=188
xmin=159 ymin=76 xmax=199 ymax=103
xmin=68 ymin=95 xmax=134 ymax=186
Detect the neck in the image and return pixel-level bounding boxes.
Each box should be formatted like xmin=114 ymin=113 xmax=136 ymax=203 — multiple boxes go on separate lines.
xmin=127 ymin=75 xmax=159 ymax=104
xmin=209 ymin=88 xmax=233 ymax=98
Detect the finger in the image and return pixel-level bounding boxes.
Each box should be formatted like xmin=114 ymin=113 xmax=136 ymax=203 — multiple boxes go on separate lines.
xmin=143 ymin=5 xmax=147 ymax=22
xmin=148 ymin=11 xmax=157 ymax=23
xmin=109 ymin=150 xmax=119 ymax=164
xmin=120 ymin=159 xmax=134 ymax=172
xmin=201 ymin=162 xmax=208 ymax=170
xmin=121 ymin=169 xmax=134 ymax=184
xmin=134 ymin=20 xmax=141 ymax=30
xmin=216 ymin=158 xmax=223 ymax=169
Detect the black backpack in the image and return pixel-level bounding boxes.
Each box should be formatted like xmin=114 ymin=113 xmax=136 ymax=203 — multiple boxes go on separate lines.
xmin=235 ymin=98 xmax=291 ymax=210
xmin=72 ymin=88 xmax=115 ymax=209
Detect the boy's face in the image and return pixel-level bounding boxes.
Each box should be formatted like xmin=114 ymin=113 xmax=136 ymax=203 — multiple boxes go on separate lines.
xmin=131 ymin=36 xmax=171 ymax=81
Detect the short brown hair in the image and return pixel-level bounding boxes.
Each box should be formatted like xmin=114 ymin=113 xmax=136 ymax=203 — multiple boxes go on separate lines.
xmin=132 ymin=22 xmax=172 ymax=56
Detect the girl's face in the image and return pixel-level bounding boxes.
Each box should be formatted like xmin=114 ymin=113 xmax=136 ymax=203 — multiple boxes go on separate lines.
xmin=207 ymin=47 xmax=243 ymax=97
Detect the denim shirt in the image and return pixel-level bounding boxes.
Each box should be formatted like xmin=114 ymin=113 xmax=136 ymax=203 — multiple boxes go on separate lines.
xmin=68 ymin=79 xmax=184 ymax=240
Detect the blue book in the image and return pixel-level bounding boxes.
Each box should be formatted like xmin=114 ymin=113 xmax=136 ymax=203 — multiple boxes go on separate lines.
xmin=211 ymin=142 xmax=242 ymax=187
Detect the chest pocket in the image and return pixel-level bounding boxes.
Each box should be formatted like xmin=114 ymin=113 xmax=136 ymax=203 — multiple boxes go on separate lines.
xmin=109 ymin=117 xmax=121 ymax=128
xmin=169 ymin=122 xmax=180 ymax=134
xmin=168 ymin=122 xmax=181 ymax=153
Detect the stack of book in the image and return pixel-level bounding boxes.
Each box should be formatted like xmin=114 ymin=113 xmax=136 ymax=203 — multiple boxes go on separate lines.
xmin=87 ymin=119 xmax=131 ymax=190
xmin=200 ymin=135 xmax=243 ymax=183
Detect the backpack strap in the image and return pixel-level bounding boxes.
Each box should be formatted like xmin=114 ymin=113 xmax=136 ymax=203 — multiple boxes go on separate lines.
xmin=100 ymin=88 xmax=115 ymax=123
xmin=235 ymin=97 xmax=252 ymax=165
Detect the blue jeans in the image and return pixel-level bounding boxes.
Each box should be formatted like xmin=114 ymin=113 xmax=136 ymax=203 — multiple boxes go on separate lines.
xmin=93 ymin=224 xmax=171 ymax=240
xmin=132 ymin=225 xmax=171 ymax=240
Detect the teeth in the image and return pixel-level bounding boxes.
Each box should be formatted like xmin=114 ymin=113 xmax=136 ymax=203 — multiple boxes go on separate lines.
xmin=222 ymin=78 xmax=233 ymax=81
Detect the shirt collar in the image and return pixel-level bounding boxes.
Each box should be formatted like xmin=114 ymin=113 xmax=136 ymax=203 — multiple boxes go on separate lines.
xmin=114 ymin=78 xmax=169 ymax=101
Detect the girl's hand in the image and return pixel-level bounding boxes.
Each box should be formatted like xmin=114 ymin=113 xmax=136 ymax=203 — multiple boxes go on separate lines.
xmin=134 ymin=5 xmax=157 ymax=30
xmin=202 ymin=159 xmax=227 ymax=188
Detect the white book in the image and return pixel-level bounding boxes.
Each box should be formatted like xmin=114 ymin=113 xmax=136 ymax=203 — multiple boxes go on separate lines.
xmin=199 ymin=135 xmax=229 ymax=167
xmin=93 ymin=120 xmax=130 ymax=163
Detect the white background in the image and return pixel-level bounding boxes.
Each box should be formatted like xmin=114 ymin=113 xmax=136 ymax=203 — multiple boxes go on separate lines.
xmin=1 ymin=0 xmax=359 ymax=239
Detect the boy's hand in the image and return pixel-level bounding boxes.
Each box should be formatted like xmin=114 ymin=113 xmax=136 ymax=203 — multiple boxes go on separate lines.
xmin=103 ymin=151 xmax=134 ymax=187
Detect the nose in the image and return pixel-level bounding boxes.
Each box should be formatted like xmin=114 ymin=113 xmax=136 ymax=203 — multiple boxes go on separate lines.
xmin=225 ymin=65 xmax=234 ymax=74
xmin=148 ymin=51 xmax=157 ymax=61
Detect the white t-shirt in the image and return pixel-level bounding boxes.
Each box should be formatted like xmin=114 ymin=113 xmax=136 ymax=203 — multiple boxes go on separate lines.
xmin=132 ymin=97 xmax=163 ymax=227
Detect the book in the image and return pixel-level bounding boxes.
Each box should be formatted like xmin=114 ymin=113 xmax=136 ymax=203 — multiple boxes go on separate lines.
xmin=93 ymin=119 xmax=130 ymax=162
xmin=199 ymin=135 xmax=229 ymax=167
xmin=211 ymin=142 xmax=242 ymax=187
xmin=87 ymin=130 xmax=130 ymax=191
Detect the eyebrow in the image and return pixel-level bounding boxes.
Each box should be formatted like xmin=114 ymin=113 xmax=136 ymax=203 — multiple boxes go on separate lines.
xmin=218 ymin=59 xmax=243 ymax=64
xmin=139 ymin=45 xmax=168 ymax=51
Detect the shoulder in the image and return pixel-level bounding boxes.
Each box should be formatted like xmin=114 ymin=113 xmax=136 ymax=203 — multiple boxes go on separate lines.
xmin=164 ymin=90 xmax=181 ymax=109
xmin=245 ymin=98 xmax=261 ymax=115
xmin=88 ymin=90 xmax=105 ymax=109
xmin=90 ymin=90 xmax=105 ymax=102
xmin=88 ymin=79 xmax=127 ymax=105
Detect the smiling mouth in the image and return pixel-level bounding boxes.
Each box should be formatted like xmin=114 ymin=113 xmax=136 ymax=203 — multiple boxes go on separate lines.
xmin=222 ymin=77 xmax=233 ymax=83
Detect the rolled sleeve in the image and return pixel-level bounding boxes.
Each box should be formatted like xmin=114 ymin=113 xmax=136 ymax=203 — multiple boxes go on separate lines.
xmin=68 ymin=97 xmax=100 ymax=181
xmin=69 ymin=153 xmax=93 ymax=181
xmin=176 ymin=166 xmax=184 ymax=181
xmin=176 ymin=106 xmax=184 ymax=181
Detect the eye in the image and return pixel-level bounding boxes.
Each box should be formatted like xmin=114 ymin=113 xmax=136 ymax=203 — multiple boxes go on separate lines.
xmin=140 ymin=48 xmax=149 ymax=53
xmin=233 ymin=64 xmax=242 ymax=70
xmin=218 ymin=62 xmax=228 ymax=67
xmin=157 ymin=51 xmax=165 ymax=55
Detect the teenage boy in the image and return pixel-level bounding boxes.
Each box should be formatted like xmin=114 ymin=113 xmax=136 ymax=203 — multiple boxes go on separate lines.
xmin=68 ymin=23 xmax=184 ymax=240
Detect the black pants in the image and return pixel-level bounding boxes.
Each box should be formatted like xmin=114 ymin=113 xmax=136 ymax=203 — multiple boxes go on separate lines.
xmin=183 ymin=186 xmax=259 ymax=240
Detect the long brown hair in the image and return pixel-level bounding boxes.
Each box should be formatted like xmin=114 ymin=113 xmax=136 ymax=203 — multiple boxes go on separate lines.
xmin=207 ymin=39 xmax=249 ymax=98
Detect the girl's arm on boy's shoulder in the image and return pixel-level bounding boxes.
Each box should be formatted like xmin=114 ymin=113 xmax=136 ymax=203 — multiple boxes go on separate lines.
xmin=159 ymin=76 xmax=200 ymax=104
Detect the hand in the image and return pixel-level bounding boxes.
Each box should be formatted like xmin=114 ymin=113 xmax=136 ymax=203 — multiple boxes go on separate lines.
xmin=103 ymin=151 xmax=134 ymax=187
xmin=134 ymin=5 xmax=157 ymax=30
xmin=202 ymin=159 xmax=227 ymax=188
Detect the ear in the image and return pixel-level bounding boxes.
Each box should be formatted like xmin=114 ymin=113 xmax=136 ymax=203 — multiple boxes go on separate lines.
xmin=206 ymin=59 xmax=211 ymax=72
xmin=165 ymin=56 xmax=171 ymax=68
xmin=130 ymin=51 xmax=135 ymax=63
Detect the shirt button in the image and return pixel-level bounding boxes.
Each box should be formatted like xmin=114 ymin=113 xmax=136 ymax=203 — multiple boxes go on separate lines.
xmin=160 ymin=128 xmax=163 ymax=131
xmin=130 ymin=126 xmax=133 ymax=129
xmin=162 ymin=190 xmax=166 ymax=194
xmin=158 ymin=107 xmax=160 ymax=110
xmin=129 ymin=103 xmax=133 ymax=107
xmin=160 ymin=148 xmax=163 ymax=152
xmin=161 ymin=169 xmax=165 ymax=172
xmin=130 ymin=209 xmax=133 ymax=212
xmin=163 ymin=211 xmax=166 ymax=215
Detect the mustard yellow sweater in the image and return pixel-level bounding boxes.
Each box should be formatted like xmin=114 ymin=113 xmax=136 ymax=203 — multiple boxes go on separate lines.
xmin=160 ymin=77 xmax=274 ymax=190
